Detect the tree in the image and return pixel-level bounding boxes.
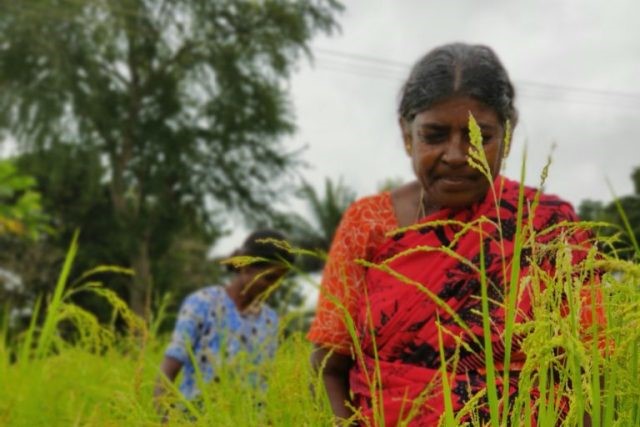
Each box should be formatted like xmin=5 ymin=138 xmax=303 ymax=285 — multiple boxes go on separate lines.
xmin=377 ymin=176 xmax=405 ymax=193
xmin=633 ymin=167 xmax=640 ymax=196
xmin=0 ymin=159 xmax=49 ymax=327
xmin=577 ymin=199 xmax=606 ymax=223
xmin=247 ymin=177 xmax=355 ymax=335
xmin=610 ymin=167 xmax=640 ymax=259
xmin=0 ymin=0 xmax=342 ymax=317
xmin=0 ymin=159 xmax=48 ymax=239
xmin=578 ymin=166 xmax=640 ymax=260
xmin=278 ymin=177 xmax=356 ymax=272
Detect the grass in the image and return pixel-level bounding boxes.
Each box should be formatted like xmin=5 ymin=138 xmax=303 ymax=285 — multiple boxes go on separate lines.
xmin=2 ymin=129 xmax=640 ymax=425
xmin=0 ymin=233 xmax=335 ymax=426
xmin=1 ymin=230 xmax=639 ymax=427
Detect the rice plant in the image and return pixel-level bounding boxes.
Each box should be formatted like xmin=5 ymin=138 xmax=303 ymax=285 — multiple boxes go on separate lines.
xmin=2 ymin=146 xmax=640 ymax=426
xmin=0 ymin=234 xmax=334 ymax=426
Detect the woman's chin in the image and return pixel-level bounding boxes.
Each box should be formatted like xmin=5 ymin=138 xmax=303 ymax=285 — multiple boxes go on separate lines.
xmin=429 ymin=191 xmax=487 ymax=212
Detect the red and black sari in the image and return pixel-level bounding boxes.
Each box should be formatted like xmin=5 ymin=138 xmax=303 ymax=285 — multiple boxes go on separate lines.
xmin=349 ymin=177 xmax=595 ymax=426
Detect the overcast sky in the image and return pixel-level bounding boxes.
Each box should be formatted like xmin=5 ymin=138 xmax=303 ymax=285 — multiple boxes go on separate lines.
xmin=217 ymin=0 xmax=640 ymax=257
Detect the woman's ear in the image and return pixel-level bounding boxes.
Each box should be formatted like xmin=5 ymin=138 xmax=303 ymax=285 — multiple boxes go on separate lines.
xmin=399 ymin=117 xmax=413 ymax=156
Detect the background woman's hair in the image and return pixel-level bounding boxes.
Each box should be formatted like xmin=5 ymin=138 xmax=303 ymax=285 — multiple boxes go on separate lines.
xmin=236 ymin=229 xmax=295 ymax=268
xmin=398 ymin=42 xmax=518 ymax=125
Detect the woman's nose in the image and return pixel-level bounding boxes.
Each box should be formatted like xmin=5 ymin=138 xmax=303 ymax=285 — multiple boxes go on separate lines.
xmin=442 ymin=135 xmax=469 ymax=166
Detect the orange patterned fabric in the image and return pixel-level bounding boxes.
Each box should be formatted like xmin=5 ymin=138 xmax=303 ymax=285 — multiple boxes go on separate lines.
xmin=307 ymin=192 xmax=398 ymax=354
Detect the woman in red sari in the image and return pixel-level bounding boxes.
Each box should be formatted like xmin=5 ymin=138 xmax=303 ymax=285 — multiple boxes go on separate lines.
xmin=308 ymin=43 xmax=598 ymax=426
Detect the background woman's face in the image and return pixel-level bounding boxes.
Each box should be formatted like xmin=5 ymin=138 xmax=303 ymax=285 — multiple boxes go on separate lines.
xmin=241 ymin=265 xmax=287 ymax=300
xmin=402 ymin=95 xmax=505 ymax=212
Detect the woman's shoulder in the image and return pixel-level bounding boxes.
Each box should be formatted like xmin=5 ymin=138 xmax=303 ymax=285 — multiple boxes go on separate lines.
xmin=182 ymin=286 xmax=227 ymax=309
xmin=343 ymin=191 xmax=396 ymax=226
xmin=348 ymin=191 xmax=393 ymax=210
xmin=333 ymin=192 xmax=398 ymax=259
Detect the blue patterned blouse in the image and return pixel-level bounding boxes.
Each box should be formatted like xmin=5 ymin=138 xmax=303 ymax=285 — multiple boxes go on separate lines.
xmin=164 ymin=286 xmax=279 ymax=400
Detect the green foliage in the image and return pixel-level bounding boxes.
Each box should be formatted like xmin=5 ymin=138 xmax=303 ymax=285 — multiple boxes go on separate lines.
xmin=577 ymin=200 xmax=606 ymax=223
xmin=0 ymin=0 xmax=343 ymax=315
xmin=0 ymin=159 xmax=50 ymax=321
xmin=2 ymin=207 xmax=640 ymax=425
xmin=632 ymin=167 xmax=640 ymax=195
xmin=377 ymin=176 xmax=405 ymax=192
xmin=0 ymin=159 xmax=48 ymax=239
xmin=257 ymin=177 xmax=356 ymax=333
xmin=578 ymin=166 xmax=640 ymax=261
xmin=7 ymin=119 xmax=640 ymax=425
xmin=1 ymin=237 xmax=334 ymax=426
xmin=277 ymin=177 xmax=356 ymax=272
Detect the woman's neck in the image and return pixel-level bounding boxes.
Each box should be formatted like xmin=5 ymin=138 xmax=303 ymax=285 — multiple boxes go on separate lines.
xmin=390 ymin=180 xmax=439 ymax=227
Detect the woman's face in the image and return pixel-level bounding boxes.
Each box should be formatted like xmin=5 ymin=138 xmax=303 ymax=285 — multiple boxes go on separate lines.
xmin=402 ymin=95 xmax=505 ymax=213
xmin=241 ymin=265 xmax=287 ymax=300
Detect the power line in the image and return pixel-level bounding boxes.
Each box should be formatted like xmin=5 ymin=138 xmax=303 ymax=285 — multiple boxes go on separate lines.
xmin=517 ymin=88 xmax=640 ymax=110
xmin=314 ymin=58 xmax=406 ymax=82
xmin=315 ymin=47 xmax=410 ymax=69
xmin=313 ymin=58 xmax=640 ymax=110
xmin=316 ymin=60 xmax=639 ymax=109
xmin=518 ymin=79 xmax=640 ymax=101
xmin=313 ymin=46 xmax=640 ymax=107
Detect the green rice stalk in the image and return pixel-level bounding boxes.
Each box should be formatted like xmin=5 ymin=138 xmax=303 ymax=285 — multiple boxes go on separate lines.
xmin=0 ymin=306 xmax=8 ymax=384
xmin=69 ymin=265 xmax=134 ymax=288
xmin=501 ymin=120 xmax=513 ymax=167
xmin=478 ymin=228 xmax=501 ymax=425
xmin=586 ymin=253 xmax=602 ymax=427
xmin=436 ymin=315 xmax=456 ymax=426
xmin=150 ymin=292 xmax=173 ymax=338
xmin=315 ymin=270 xmax=374 ymax=426
xmin=601 ymin=283 xmax=616 ymax=427
xmin=363 ymin=284 xmax=386 ymax=427
xmin=17 ymin=295 xmax=41 ymax=365
xmin=500 ymin=143 xmax=528 ymax=424
xmin=558 ymin=241 xmax=586 ymax=426
xmin=35 ymin=230 xmax=80 ymax=359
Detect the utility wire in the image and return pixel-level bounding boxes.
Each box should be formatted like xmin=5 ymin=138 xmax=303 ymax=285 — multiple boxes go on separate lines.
xmin=518 ymin=79 xmax=640 ymax=101
xmin=315 ymin=59 xmax=640 ymax=110
xmin=314 ymin=58 xmax=406 ymax=81
xmin=313 ymin=46 xmax=640 ymax=108
xmin=315 ymin=47 xmax=410 ymax=69
xmin=314 ymin=60 xmax=640 ymax=110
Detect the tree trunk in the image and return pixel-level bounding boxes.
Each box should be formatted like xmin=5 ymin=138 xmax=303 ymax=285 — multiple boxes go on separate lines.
xmin=129 ymin=236 xmax=152 ymax=320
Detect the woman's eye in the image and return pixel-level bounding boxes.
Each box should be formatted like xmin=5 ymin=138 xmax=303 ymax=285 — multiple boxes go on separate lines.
xmin=481 ymin=134 xmax=493 ymax=144
xmin=422 ymin=133 xmax=447 ymax=144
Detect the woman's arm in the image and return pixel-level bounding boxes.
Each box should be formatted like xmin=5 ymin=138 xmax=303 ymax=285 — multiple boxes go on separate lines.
xmin=153 ymin=356 xmax=182 ymax=397
xmin=153 ymin=356 xmax=183 ymax=422
xmin=311 ymin=345 xmax=354 ymax=424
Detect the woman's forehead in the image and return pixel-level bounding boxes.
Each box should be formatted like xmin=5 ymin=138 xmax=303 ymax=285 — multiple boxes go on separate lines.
xmin=412 ymin=96 xmax=500 ymax=124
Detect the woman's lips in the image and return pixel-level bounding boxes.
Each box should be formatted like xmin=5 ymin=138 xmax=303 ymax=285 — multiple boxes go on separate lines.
xmin=436 ymin=175 xmax=477 ymax=190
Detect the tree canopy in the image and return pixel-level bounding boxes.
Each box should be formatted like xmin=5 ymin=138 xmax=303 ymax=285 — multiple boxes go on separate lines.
xmin=276 ymin=177 xmax=355 ymax=272
xmin=578 ymin=166 xmax=640 ymax=260
xmin=0 ymin=159 xmax=48 ymax=239
xmin=0 ymin=0 xmax=342 ymax=317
